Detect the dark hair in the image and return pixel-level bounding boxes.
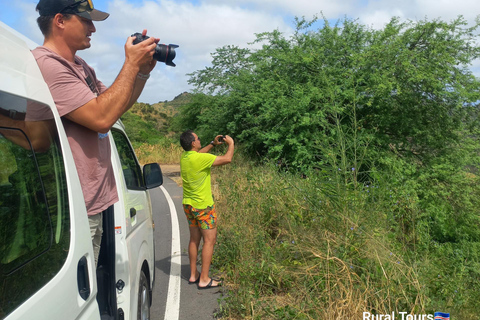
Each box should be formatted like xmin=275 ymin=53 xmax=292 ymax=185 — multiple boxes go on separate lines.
xmin=180 ymin=130 xmax=195 ymax=151
xmin=36 ymin=12 xmax=73 ymax=37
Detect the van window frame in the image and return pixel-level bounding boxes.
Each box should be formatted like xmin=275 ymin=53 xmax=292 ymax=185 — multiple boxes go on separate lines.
xmin=111 ymin=128 xmax=146 ymax=191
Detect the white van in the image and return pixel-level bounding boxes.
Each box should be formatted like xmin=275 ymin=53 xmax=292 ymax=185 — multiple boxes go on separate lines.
xmin=0 ymin=21 xmax=162 ymax=320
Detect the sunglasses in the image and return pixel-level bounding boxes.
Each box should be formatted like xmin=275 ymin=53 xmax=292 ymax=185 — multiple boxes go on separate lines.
xmin=62 ymin=0 xmax=94 ymax=13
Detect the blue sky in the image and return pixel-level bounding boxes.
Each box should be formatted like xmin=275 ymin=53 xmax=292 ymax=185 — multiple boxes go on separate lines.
xmin=1 ymin=0 xmax=479 ymax=103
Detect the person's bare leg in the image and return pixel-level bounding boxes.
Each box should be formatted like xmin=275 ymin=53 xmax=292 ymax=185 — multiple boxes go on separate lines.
xmin=198 ymin=228 xmax=221 ymax=287
xmin=188 ymin=226 xmax=202 ymax=282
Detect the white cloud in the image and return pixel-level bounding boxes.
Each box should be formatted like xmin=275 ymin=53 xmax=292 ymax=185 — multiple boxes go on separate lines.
xmin=357 ymin=0 xmax=480 ymax=27
xmin=414 ymin=0 xmax=480 ymax=22
xmin=360 ymin=9 xmax=406 ymax=29
xmin=202 ymin=0 xmax=357 ymax=18
xmin=79 ymin=0 xmax=293 ymax=103
xmin=3 ymin=0 xmax=480 ymax=103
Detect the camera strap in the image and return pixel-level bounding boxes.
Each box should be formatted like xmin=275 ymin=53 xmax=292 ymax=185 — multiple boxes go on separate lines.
xmin=80 ymin=59 xmax=100 ymax=96
xmin=83 ymin=69 xmax=108 ymax=138
xmin=85 ymin=74 xmax=99 ymax=96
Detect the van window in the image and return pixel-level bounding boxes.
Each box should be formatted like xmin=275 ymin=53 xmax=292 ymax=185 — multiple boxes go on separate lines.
xmin=0 ymin=92 xmax=70 ymax=319
xmin=111 ymin=129 xmax=145 ymax=190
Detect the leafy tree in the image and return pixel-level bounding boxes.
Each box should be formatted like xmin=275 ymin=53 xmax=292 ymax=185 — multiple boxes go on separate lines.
xmin=181 ymin=15 xmax=480 ymax=172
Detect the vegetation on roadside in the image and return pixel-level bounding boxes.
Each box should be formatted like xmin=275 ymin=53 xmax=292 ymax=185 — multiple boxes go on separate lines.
xmin=128 ymin=15 xmax=480 ymax=319
xmin=210 ymin=148 xmax=480 ymax=319
xmin=120 ymin=93 xmax=187 ymax=164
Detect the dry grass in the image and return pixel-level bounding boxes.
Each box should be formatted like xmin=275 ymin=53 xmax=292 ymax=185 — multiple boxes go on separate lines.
xmin=135 ymin=142 xmax=183 ymax=165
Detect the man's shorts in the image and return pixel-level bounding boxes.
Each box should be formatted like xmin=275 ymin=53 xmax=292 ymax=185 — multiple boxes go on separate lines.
xmin=183 ymin=204 xmax=217 ymax=230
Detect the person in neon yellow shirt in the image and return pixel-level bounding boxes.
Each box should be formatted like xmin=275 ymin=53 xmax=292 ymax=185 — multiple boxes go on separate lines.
xmin=180 ymin=130 xmax=235 ymax=289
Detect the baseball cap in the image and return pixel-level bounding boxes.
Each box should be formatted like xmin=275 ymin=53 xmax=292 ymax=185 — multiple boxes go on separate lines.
xmin=36 ymin=0 xmax=109 ymax=21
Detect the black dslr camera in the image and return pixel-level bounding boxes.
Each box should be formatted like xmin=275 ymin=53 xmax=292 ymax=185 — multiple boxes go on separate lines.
xmin=132 ymin=32 xmax=179 ymax=67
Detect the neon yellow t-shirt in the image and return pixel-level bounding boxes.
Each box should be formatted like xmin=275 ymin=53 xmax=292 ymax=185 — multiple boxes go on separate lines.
xmin=180 ymin=151 xmax=217 ymax=209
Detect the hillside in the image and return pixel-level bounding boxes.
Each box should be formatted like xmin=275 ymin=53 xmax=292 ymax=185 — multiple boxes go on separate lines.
xmin=120 ymin=92 xmax=192 ymax=145
xmin=126 ymin=92 xmax=191 ymax=131
xmin=153 ymin=91 xmax=192 ymax=111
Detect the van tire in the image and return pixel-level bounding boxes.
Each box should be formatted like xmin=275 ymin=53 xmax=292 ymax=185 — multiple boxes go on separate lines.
xmin=138 ymin=270 xmax=150 ymax=320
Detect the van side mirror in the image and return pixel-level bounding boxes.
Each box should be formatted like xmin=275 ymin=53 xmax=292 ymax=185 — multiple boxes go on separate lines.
xmin=143 ymin=163 xmax=163 ymax=189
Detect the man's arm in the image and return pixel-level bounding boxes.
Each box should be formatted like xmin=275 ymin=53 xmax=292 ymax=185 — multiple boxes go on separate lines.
xmin=65 ymin=30 xmax=158 ymax=133
xmin=127 ymin=53 xmax=157 ymax=107
xmin=212 ymin=135 xmax=234 ymax=166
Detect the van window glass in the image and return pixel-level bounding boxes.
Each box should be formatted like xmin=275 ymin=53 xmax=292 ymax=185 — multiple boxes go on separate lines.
xmin=111 ymin=129 xmax=145 ymax=190
xmin=0 ymin=92 xmax=70 ymax=319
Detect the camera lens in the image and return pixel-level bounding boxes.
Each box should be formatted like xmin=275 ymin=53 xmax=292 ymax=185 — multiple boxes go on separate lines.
xmin=154 ymin=44 xmax=179 ymax=67
xmin=131 ymin=32 xmax=179 ymax=67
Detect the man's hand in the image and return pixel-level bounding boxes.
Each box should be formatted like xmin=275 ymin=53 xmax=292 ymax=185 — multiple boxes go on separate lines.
xmin=212 ymin=135 xmax=234 ymax=166
xmin=214 ymin=135 xmax=234 ymax=146
xmin=213 ymin=135 xmax=224 ymax=145
xmin=125 ymin=29 xmax=159 ymax=74
xmin=222 ymin=135 xmax=234 ymax=145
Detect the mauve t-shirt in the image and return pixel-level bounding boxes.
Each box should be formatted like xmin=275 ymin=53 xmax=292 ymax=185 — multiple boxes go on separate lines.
xmin=31 ymin=46 xmax=118 ymax=216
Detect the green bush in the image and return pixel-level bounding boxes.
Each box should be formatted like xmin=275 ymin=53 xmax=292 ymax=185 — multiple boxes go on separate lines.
xmin=181 ymin=16 xmax=480 ymax=173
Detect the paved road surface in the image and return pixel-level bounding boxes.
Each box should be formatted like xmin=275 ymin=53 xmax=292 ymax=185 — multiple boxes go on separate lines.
xmin=148 ymin=167 xmax=224 ymax=320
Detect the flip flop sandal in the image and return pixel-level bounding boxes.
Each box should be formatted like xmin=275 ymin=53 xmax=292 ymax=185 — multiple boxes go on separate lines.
xmin=198 ymin=278 xmax=222 ymax=289
xmin=188 ymin=275 xmax=200 ymax=284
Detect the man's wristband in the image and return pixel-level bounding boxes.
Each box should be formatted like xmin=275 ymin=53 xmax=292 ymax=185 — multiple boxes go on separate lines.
xmin=210 ymin=141 xmax=215 ymax=146
xmin=137 ymin=72 xmax=150 ymax=80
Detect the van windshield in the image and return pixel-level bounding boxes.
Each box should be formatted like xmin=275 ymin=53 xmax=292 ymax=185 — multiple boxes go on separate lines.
xmin=0 ymin=91 xmax=70 ymax=318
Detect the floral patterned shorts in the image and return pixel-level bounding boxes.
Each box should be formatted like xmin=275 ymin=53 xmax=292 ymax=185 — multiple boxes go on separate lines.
xmin=183 ymin=204 xmax=217 ymax=230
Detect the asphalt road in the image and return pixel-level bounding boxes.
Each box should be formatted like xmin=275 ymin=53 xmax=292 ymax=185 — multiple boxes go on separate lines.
xmin=148 ymin=170 xmax=224 ymax=320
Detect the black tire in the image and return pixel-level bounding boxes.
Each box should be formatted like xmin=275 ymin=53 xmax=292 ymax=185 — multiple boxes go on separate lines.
xmin=137 ymin=270 xmax=150 ymax=320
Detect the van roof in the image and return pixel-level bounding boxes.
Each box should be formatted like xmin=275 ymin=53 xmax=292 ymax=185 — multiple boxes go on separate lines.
xmin=0 ymin=21 xmax=55 ymax=109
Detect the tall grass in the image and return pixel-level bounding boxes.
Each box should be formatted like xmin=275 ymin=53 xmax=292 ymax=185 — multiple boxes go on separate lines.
xmin=134 ymin=142 xmax=183 ymax=165
xmin=208 ymin=151 xmax=429 ymax=319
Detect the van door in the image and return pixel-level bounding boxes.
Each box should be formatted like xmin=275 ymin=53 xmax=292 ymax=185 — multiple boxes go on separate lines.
xmin=109 ymin=126 xmax=155 ymax=320
xmin=0 ymin=92 xmax=99 ymax=320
